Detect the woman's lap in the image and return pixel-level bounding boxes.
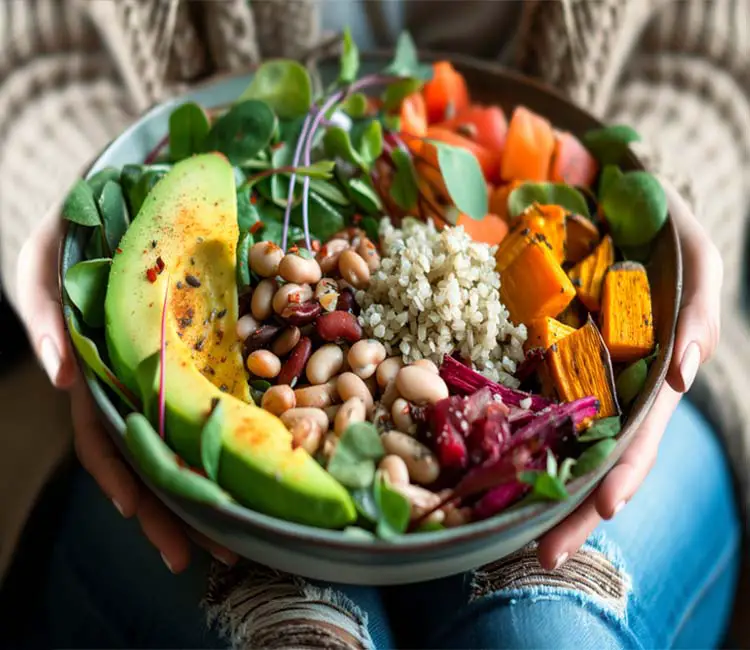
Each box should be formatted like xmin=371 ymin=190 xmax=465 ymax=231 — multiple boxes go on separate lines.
xmin=34 ymin=399 xmax=740 ymax=648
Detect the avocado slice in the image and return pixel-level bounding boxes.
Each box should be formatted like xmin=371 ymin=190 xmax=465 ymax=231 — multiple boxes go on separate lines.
xmin=105 ymin=153 xmax=356 ymax=528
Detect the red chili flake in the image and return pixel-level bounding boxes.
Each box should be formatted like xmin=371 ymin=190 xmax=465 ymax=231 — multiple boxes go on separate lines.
xmin=311 ymin=240 xmax=321 ymax=252
xmin=289 ymin=245 xmax=299 ymax=254
xmin=271 ymin=142 xmax=284 ymax=151
xmin=249 ymin=221 xmax=263 ymax=234
xmin=352 ymin=213 xmax=362 ymax=224
xmin=146 ymin=267 xmax=158 ymax=283
xmin=250 ymin=194 xmax=258 ymax=205
xmin=289 ymin=292 xmax=302 ymax=304
xmin=115 ymin=247 xmax=123 ymax=254
xmin=156 ymin=256 xmax=165 ymax=272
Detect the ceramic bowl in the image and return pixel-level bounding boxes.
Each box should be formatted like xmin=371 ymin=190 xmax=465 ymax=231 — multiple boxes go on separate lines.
xmin=59 ymin=53 xmax=681 ymax=585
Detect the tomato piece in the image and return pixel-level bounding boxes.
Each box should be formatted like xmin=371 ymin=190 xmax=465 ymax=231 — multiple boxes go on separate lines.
xmin=399 ymin=92 xmax=428 ymax=137
xmin=422 ymin=61 xmax=470 ymax=124
xmin=500 ymin=106 xmax=555 ymax=182
xmin=437 ymin=105 xmax=508 ymax=155
xmin=549 ymin=130 xmax=599 ymax=188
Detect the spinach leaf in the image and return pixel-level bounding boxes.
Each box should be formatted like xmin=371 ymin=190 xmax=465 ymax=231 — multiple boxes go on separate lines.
xmin=200 ymin=399 xmax=225 ymax=482
xmin=578 ymin=416 xmax=622 ymax=443
xmin=356 ymin=120 xmax=383 ymax=165
xmin=64 ymin=259 xmax=111 ymax=328
xmin=120 ymin=165 xmax=170 ymax=217
xmin=373 ymin=471 xmax=411 ymax=539
xmin=339 ymin=93 xmax=368 ymax=118
xmin=518 ymin=470 xmax=569 ymax=501
xmin=87 ymin=167 xmax=121 ymax=199
xmin=307 ymin=178 xmax=349 ymax=205
xmin=290 ymin=192 xmax=346 ymax=242
xmin=326 ymin=422 xmax=384 ymax=489
xmin=350 ymin=486 xmax=380 ymax=524
xmin=598 ymin=164 xmax=623 ymax=203
xmin=237 ymin=185 xmax=261 ymax=232
xmin=508 ymin=182 xmax=590 ymax=219
xmin=63 ymin=180 xmax=101 ymax=227
xmin=323 ymin=126 xmax=365 ymax=168
xmin=383 ymin=31 xmax=421 ymax=78
xmin=236 ymin=231 xmax=254 ymax=291
xmin=360 ymin=216 xmax=380 ymax=242
xmin=390 ymin=148 xmax=419 ymax=211
xmin=616 ymin=359 xmax=648 ymax=407
xmin=204 ymin=100 xmax=277 ymax=164
xmin=348 ymin=177 xmax=382 ymax=214
xmin=572 ymin=439 xmax=617 ymax=477
xmin=433 ymin=142 xmax=487 ymax=220
xmin=601 ymin=171 xmax=668 ymax=247
xmin=168 ymin=102 xmax=210 ymax=162
xmin=239 ymin=60 xmax=312 ymax=120
xmin=339 ymin=27 xmax=360 ymax=84
xmin=583 ymin=125 xmax=641 ymax=165
xmin=98 ymin=181 xmax=129 ymax=252
xmin=84 ymin=228 xmax=106 ymax=261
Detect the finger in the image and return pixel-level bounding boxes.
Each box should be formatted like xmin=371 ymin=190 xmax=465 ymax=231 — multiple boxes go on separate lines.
xmin=71 ymin=378 xmax=140 ymax=517
xmin=659 ymin=179 xmax=722 ymax=393
xmin=16 ymin=208 xmax=76 ymax=389
xmin=186 ymin=529 xmax=239 ymax=567
xmin=137 ymin=491 xmax=192 ymax=574
xmin=596 ymin=382 xmax=681 ymax=519
xmin=537 ymin=491 xmax=601 ymax=570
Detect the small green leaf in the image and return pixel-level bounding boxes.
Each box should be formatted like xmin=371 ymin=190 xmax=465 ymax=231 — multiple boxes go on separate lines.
xmin=125 ymin=413 xmax=231 ymax=505
xmin=63 ymin=180 xmax=102 ymax=227
xmin=350 ymin=487 xmax=380 ymax=524
xmin=578 ymin=416 xmax=622 ymax=443
xmin=518 ymin=470 xmax=569 ymax=501
xmin=290 ymin=192 xmax=346 ymax=243
xmin=307 ymin=178 xmax=349 ymax=205
xmin=598 ymin=164 xmax=623 ymax=203
xmin=583 ymin=125 xmax=641 ymax=165
xmin=616 ymin=359 xmax=648 ymax=407
xmin=339 ymin=93 xmax=368 ymax=118
xmin=98 ymin=181 xmax=129 ymax=253
xmin=390 ymin=148 xmax=419 ymax=211
xmin=356 ymin=120 xmax=383 ymax=165
xmin=361 ymin=216 xmax=380 ymax=242
xmin=65 ymin=307 xmax=138 ymax=410
xmin=339 ymin=27 xmax=360 ymax=84
xmin=250 ymin=379 xmax=272 ymax=392
xmin=64 ymin=259 xmax=111 ymax=328
xmin=135 ymin=352 xmax=160 ymax=425
xmin=383 ymin=31 xmax=421 ymax=77
xmin=382 ymin=78 xmax=423 ymax=111
xmin=323 ymin=126 xmax=365 ymax=168
xmin=237 ymin=185 xmax=261 ymax=232
xmin=236 ymin=231 xmax=253 ymax=291
xmin=204 ymin=100 xmax=277 ymax=164
xmin=373 ymin=471 xmax=411 ymax=539
xmin=434 ymin=142 xmax=488 ymax=220
xmin=84 ymin=227 xmax=106 ymax=261
xmin=558 ymin=458 xmax=577 ymax=484
xmin=270 ymin=141 xmax=294 ymax=206
xmin=601 ymin=171 xmax=668 ymax=247
xmin=87 ymin=167 xmax=121 ymax=199
xmin=343 ymin=526 xmax=377 ymax=540
xmin=573 ymin=438 xmax=617 ymax=477
xmin=239 ymin=60 xmax=312 ymax=120
xmin=327 ymin=422 xmax=385 ymax=489
xmin=168 ymin=102 xmax=210 ymax=161
xmin=348 ymin=177 xmax=382 ymax=214
xmin=120 ymin=166 xmax=170 ymax=217
xmin=508 ymin=182 xmax=590 ymax=219
xmin=200 ymin=400 xmax=225 ymax=482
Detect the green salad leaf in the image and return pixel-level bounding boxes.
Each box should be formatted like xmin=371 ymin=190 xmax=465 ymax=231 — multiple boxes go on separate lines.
xmin=356 ymin=120 xmax=384 ymax=165
xmin=433 ymin=142 xmax=487 ymax=220
xmin=360 ymin=216 xmax=380 ymax=242
xmin=120 ymin=165 xmax=170 ymax=217
xmin=373 ymin=471 xmax=411 ymax=539
xmin=327 ymin=422 xmax=385 ymax=489
xmin=598 ymin=164 xmax=623 ymax=203
xmin=508 ymin=182 xmax=590 ymax=219
xmin=87 ymin=167 xmax=121 ymax=199
xmin=63 ymin=180 xmax=101 ymax=227
xmin=390 ymin=148 xmax=419 ymax=211
xmin=98 ymin=181 xmax=129 ymax=253
xmin=383 ymin=31 xmax=421 ymax=78
xmin=323 ymin=126 xmax=365 ymax=168
xmin=339 ymin=93 xmax=368 ymax=118
xmin=64 ymin=259 xmax=111 ymax=328
xmin=308 ymin=177 xmax=349 ymax=206
xmin=236 ymin=185 xmax=261 ymax=232
xmin=168 ymin=102 xmax=210 ymax=162
xmin=348 ymin=177 xmax=382 ymax=214
xmin=518 ymin=470 xmax=569 ymax=501
xmin=616 ymin=359 xmax=648 ymax=407
xmin=350 ymin=486 xmax=380 ymax=524
xmin=601 ymin=171 xmax=668 ymax=247
xmin=572 ymin=439 xmax=617 ymax=478
xmin=382 ymin=78 xmax=423 ymax=111
xmin=578 ymin=416 xmax=622 ymax=443
xmin=339 ymin=27 xmax=360 ymax=84
xmin=291 ymin=193 xmax=346 ymax=245
xmin=558 ymin=458 xmax=577 ymax=485
xmin=200 ymin=399 xmax=225 ymax=482
xmin=236 ymin=231 xmax=254 ymax=291
xmin=204 ymin=100 xmax=277 ymax=165
xmin=239 ymin=60 xmax=312 ymax=120
xmin=583 ymin=125 xmax=641 ymax=165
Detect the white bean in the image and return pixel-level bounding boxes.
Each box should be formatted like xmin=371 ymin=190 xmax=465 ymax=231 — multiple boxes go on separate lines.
xmin=317 ymin=238 xmax=350 ymax=275
xmin=334 ymin=397 xmax=367 ymax=437
xmin=294 ymin=380 xmax=339 ymax=409
xmin=288 ymin=419 xmax=323 ymax=455
xmin=261 ymin=385 xmax=296 ymax=415
xmin=355 ymin=237 xmax=381 ymax=273
xmin=381 ymin=430 xmax=440 ymax=485
xmin=280 ymin=407 xmax=329 ymax=432
xmin=380 ymin=378 xmax=400 ymax=410
xmin=249 ymin=241 xmax=284 ymax=278
xmin=273 ymin=283 xmax=313 ymax=315
xmin=337 ymin=372 xmax=373 ymax=414
xmin=246 ymin=350 xmax=281 ymax=378
xmin=412 ymin=358 xmax=439 ymax=374
xmin=348 ymin=340 xmax=387 ymax=379
xmin=443 ymin=506 xmax=472 ymax=528
xmin=306 ymin=344 xmax=344 ymax=385
xmin=394 ymin=484 xmax=445 ymax=524
xmin=396 ymin=366 xmax=449 ymax=405
xmin=391 ymin=398 xmax=416 ymax=434
xmin=376 ymin=357 xmax=403 ymax=389
xmin=338 ymin=250 xmax=370 ymax=289
xmin=378 ymin=455 xmax=409 ymax=486
xmin=279 ymin=253 xmax=322 ymax=285
xmin=251 ymin=279 xmax=277 ymax=321
xmin=235 ymin=314 xmax=261 ymax=341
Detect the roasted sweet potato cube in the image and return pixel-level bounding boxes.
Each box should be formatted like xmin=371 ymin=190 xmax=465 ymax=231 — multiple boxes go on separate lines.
xmin=568 ymin=235 xmax=615 ymax=312
xmin=524 ymin=316 xmax=575 ymax=352
xmin=565 ymin=213 xmax=600 ymax=264
xmin=545 ymin=317 xmax=620 ymax=418
xmin=600 ymin=261 xmax=655 ymax=362
xmin=521 ymin=204 xmax=566 ymax=264
xmin=500 ymin=239 xmax=576 ymax=325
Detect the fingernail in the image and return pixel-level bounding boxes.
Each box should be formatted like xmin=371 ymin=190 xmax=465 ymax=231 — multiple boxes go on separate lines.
xmin=612 ymin=500 xmax=626 ymax=517
xmin=112 ymin=499 xmax=124 ymax=516
xmin=553 ymin=551 xmax=569 ymax=570
xmin=161 ymin=553 xmax=175 ymax=573
xmin=39 ymin=337 xmax=61 ymax=384
xmin=680 ymin=342 xmax=701 ymax=392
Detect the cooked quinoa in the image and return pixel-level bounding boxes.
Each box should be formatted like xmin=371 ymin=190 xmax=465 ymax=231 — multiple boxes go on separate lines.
xmin=356 ymin=217 xmax=527 ymax=387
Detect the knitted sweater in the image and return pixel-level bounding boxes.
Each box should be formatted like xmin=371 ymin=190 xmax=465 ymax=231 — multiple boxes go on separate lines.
xmin=2 ymin=0 xmax=749 ymax=580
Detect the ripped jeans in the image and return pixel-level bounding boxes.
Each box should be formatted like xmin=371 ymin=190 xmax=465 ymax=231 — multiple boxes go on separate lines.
xmin=29 ymin=399 xmax=740 ymax=649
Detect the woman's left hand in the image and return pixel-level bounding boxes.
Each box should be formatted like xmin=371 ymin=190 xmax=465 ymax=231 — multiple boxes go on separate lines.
xmin=537 ymin=178 xmax=723 ymax=570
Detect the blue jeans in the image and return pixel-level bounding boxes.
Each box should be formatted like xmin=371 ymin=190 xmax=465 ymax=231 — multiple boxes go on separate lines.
xmin=32 ymin=399 xmax=740 ymax=648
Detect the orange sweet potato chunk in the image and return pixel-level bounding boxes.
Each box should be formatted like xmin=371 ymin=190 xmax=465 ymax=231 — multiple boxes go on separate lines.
xmin=524 ymin=317 xmax=575 ymax=352
xmin=565 ymin=213 xmax=600 ymax=264
xmin=568 ymin=235 xmax=615 ymax=312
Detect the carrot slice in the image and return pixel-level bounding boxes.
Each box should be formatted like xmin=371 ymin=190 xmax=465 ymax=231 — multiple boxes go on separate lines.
xmin=500 ymin=106 xmax=555 ymax=182
xmin=457 ymin=212 xmax=509 ymax=246
xmin=400 ymin=92 xmax=428 ymax=137
xmin=549 ymin=131 xmax=599 ymax=188
xmin=437 ymin=105 xmax=508 ymax=155
xmin=422 ymin=61 xmax=470 ymax=124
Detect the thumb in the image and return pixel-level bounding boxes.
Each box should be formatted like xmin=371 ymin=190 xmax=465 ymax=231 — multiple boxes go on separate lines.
xmin=16 ymin=208 xmax=76 ymax=389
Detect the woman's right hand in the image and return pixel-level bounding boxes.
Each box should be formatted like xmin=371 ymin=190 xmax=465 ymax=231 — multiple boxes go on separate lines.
xmin=16 ymin=207 xmax=237 ymax=573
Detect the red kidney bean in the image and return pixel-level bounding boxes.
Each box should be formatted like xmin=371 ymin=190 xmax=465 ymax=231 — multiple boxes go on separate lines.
xmin=244 ymin=323 xmax=282 ymax=353
xmin=277 ymin=337 xmax=312 ymax=387
xmin=281 ymin=301 xmax=322 ymax=326
xmin=238 ymin=290 xmax=253 ymax=317
xmin=315 ymin=311 xmax=363 ymax=343
xmin=336 ymin=286 xmax=359 ymax=315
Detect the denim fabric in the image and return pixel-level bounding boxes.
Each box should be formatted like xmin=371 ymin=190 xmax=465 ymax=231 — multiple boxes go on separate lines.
xmin=27 ymin=399 xmax=740 ymax=649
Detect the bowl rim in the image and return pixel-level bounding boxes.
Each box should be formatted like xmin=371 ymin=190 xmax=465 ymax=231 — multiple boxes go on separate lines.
xmin=58 ymin=50 xmax=682 ymax=553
